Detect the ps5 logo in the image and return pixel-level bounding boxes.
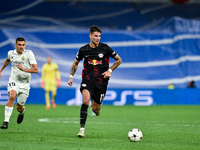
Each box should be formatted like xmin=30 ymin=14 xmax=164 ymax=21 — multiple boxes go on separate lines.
xmin=112 ymin=90 xmax=153 ymax=106
xmin=66 ymin=89 xmax=153 ymax=106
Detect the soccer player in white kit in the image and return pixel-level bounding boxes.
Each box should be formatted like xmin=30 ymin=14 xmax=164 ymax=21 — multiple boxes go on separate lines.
xmin=0 ymin=37 xmax=38 ymax=129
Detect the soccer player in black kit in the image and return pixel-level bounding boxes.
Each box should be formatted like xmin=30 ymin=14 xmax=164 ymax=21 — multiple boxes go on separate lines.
xmin=68 ymin=25 xmax=122 ymax=138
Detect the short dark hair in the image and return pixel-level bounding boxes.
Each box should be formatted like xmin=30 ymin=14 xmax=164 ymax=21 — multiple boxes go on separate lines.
xmin=90 ymin=25 xmax=101 ymax=34
xmin=16 ymin=37 xmax=25 ymax=44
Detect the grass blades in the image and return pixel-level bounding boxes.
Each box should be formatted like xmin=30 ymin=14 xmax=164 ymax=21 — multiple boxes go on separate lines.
xmin=0 ymin=105 xmax=200 ymax=150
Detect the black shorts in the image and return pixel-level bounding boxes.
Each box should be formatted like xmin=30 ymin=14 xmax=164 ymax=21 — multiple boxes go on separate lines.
xmin=80 ymin=80 xmax=107 ymax=104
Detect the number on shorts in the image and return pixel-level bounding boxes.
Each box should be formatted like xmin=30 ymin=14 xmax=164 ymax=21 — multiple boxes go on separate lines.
xmin=100 ymin=94 xmax=105 ymax=103
xmin=9 ymin=82 xmax=16 ymax=86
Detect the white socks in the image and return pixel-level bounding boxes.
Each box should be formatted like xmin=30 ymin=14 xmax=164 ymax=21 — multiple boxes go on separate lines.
xmin=4 ymin=106 xmax=13 ymax=122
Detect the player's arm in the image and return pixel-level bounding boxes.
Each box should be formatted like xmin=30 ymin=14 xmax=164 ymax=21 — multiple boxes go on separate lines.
xmin=68 ymin=59 xmax=80 ymax=86
xmin=102 ymin=54 xmax=122 ymax=79
xmin=0 ymin=58 xmax=10 ymax=77
xmin=17 ymin=64 xmax=38 ymax=73
xmin=56 ymin=68 xmax=61 ymax=87
xmin=110 ymin=54 xmax=122 ymax=72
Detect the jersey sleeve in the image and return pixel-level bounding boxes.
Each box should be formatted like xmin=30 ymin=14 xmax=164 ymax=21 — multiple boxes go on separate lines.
xmin=7 ymin=51 xmax=12 ymax=60
xmin=55 ymin=63 xmax=61 ymax=79
xmin=28 ymin=50 xmax=37 ymax=64
xmin=106 ymin=45 xmax=117 ymax=58
xmin=76 ymin=49 xmax=83 ymax=61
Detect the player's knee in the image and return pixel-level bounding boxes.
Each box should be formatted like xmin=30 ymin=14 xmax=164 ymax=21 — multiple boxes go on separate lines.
xmin=9 ymin=95 xmax=16 ymax=102
xmin=45 ymin=91 xmax=50 ymax=94
xmin=8 ymin=95 xmax=15 ymax=103
xmin=82 ymin=99 xmax=90 ymax=105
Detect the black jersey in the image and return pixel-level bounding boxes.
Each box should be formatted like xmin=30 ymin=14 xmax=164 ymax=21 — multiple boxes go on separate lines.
xmin=76 ymin=42 xmax=117 ymax=85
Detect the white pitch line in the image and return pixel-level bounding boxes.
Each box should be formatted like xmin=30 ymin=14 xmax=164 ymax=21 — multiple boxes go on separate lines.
xmin=38 ymin=118 xmax=200 ymax=127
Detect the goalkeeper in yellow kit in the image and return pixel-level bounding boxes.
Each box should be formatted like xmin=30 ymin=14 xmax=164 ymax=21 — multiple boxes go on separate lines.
xmin=41 ymin=57 xmax=61 ymax=109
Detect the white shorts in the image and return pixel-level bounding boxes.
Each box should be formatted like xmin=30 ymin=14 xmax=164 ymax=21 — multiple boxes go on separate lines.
xmin=7 ymin=81 xmax=29 ymax=106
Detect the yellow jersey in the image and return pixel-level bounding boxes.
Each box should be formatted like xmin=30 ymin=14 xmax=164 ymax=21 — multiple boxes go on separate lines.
xmin=41 ymin=62 xmax=60 ymax=83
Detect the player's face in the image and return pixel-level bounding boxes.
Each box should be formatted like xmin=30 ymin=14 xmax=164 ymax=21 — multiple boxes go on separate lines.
xmin=90 ymin=31 xmax=101 ymax=46
xmin=15 ymin=41 xmax=26 ymax=54
xmin=47 ymin=57 xmax=51 ymax=64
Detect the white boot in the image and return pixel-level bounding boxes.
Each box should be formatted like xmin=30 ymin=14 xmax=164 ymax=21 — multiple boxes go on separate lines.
xmin=77 ymin=127 xmax=85 ymax=138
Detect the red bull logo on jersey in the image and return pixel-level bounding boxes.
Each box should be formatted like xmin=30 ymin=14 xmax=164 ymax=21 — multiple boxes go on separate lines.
xmin=88 ymin=59 xmax=102 ymax=65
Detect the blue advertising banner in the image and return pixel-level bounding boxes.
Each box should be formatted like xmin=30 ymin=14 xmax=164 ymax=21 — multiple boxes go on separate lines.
xmin=0 ymin=88 xmax=200 ymax=105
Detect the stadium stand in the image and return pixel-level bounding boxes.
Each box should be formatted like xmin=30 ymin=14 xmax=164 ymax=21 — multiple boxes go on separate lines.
xmin=1 ymin=0 xmax=200 ymax=88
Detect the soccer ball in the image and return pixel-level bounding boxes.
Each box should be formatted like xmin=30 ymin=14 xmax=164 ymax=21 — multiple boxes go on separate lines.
xmin=128 ymin=128 xmax=143 ymax=142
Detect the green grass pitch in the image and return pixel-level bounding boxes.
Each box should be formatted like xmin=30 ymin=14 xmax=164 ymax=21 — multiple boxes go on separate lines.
xmin=0 ymin=105 xmax=200 ymax=150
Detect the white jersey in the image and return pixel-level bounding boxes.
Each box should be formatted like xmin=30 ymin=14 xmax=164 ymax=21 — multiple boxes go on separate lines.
xmin=7 ymin=49 xmax=37 ymax=89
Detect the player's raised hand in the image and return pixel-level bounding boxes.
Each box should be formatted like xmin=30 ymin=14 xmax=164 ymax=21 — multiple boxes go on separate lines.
xmin=68 ymin=77 xmax=73 ymax=86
